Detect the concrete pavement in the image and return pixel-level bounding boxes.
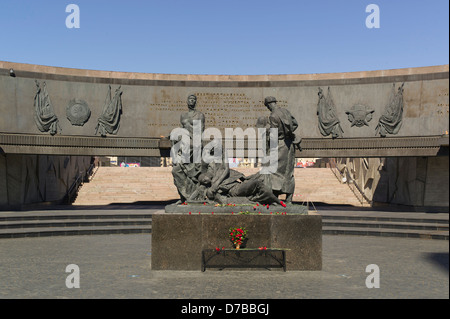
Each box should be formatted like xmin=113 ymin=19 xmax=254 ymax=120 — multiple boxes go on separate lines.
xmin=0 ymin=233 xmax=447 ymax=299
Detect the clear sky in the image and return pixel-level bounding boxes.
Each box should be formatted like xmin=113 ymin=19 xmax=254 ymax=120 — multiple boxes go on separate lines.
xmin=0 ymin=0 xmax=448 ymax=75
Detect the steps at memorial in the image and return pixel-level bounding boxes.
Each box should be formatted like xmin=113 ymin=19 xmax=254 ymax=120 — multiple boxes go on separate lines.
xmin=73 ymin=167 xmax=365 ymax=206
xmin=238 ymin=167 xmax=365 ymax=206
xmin=319 ymin=209 xmax=449 ymax=240
xmin=0 ymin=208 xmax=447 ymax=240
xmin=60 ymin=167 xmax=449 ymax=240
xmin=0 ymin=211 xmax=152 ymax=239
xmin=73 ymin=167 xmax=179 ymax=205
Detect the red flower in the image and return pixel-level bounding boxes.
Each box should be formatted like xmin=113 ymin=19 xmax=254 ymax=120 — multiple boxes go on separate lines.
xmin=280 ymin=201 xmax=286 ymax=208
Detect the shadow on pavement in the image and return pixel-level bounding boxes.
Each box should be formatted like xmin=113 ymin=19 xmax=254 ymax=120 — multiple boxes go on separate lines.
xmin=423 ymin=252 xmax=449 ymax=274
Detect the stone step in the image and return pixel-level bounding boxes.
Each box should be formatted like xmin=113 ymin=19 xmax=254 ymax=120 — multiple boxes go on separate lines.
xmin=0 ymin=211 xmax=154 ymax=221
xmin=0 ymin=226 xmax=151 ymax=239
xmin=0 ymin=210 xmax=153 ymax=238
xmin=0 ymin=218 xmax=151 ymax=230
xmin=0 ymin=207 xmax=447 ymax=240
xmin=73 ymin=167 xmax=367 ymax=206
xmin=320 ymin=214 xmax=449 ymax=224
xmin=322 ymin=219 xmax=448 ymax=231
xmin=319 ymin=209 xmax=449 ymax=239
xmin=322 ymin=226 xmax=449 ymax=240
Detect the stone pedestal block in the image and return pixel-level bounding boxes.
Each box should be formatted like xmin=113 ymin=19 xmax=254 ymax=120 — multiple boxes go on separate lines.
xmin=151 ymin=212 xmax=322 ymax=271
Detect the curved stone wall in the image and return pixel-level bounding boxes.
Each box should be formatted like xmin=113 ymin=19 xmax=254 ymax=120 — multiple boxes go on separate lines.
xmin=1 ymin=62 xmax=448 ymax=208
xmin=1 ymin=61 xmax=448 ymax=141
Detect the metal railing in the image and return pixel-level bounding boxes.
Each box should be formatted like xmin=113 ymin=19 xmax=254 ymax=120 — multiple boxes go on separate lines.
xmin=65 ymin=163 xmax=97 ymax=204
xmin=328 ymin=158 xmax=372 ymax=206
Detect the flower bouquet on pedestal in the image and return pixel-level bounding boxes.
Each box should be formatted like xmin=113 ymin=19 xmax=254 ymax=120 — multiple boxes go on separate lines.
xmin=229 ymin=227 xmax=248 ymax=249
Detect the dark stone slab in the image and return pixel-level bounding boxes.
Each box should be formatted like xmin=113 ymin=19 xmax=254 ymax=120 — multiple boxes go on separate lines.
xmin=151 ymin=213 xmax=202 ymax=270
xmin=202 ymin=215 xmax=272 ymax=251
xmin=271 ymin=215 xmax=322 ymax=270
xmin=151 ymin=212 xmax=321 ymax=271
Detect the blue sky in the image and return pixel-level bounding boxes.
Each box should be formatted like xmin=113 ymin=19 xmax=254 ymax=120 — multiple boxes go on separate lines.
xmin=0 ymin=0 xmax=448 ymax=75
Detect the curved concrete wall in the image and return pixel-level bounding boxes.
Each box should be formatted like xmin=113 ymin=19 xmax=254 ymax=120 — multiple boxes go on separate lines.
xmin=0 ymin=61 xmax=448 ymax=141
xmin=0 ymin=62 xmax=448 ymax=208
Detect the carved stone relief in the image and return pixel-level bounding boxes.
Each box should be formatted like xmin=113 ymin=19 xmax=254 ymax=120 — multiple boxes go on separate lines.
xmin=345 ymin=104 xmax=374 ymax=127
xmin=317 ymin=87 xmax=344 ymax=138
xmin=33 ymin=80 xmax=61 ymax=135
xmin=95 ymin=85 xmax=123 ymax=137
xmin=66 ymin=99 xmax=91 ymax=126
xmin=375 ymin=83 xmax=404 ymax=137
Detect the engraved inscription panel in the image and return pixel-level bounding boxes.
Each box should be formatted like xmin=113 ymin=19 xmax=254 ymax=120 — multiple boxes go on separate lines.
xmin=147 ymin=91 xmax=289 ymax=137
xmin=437 ymin=91 xmax=449 ymax=116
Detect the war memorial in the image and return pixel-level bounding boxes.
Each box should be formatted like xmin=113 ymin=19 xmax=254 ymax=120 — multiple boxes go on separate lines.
xmin=0 ymin=62 xmax=448 ymax=275
xmin=0 ymin=62 xmax=448 ymax=207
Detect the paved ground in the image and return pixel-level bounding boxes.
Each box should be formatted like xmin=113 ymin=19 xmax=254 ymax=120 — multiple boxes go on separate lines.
xmin=0 ymin=233 xmax=447 ymax=300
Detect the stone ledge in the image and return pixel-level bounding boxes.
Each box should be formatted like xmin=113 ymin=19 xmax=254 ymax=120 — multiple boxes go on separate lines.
xmin=164 ymin=203 xmax=308 ymax=215
xmin=1 ymin=60 xmax=448 ymax=83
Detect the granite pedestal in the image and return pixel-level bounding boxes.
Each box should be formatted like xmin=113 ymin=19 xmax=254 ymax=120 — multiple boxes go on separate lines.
xmin=152 ymin=209 xmax=322 ymax=271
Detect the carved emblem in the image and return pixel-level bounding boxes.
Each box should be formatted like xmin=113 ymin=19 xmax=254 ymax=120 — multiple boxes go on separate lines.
xmin=345 ymin=104 xmax=374 ymax=127
xmin=66 ymin=99 xmax=91 ymax=126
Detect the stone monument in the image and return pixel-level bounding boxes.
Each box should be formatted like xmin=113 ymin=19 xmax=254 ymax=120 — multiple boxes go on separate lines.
xmin=263 ymin=96 xmax=300 ymax=204
xmin=171 ymin=94 xmax=205 ymax=203
xmin=152 ymin=95 xmax=322 ymax=271
xmin=166 ymin=95 xmax=305 ymax=210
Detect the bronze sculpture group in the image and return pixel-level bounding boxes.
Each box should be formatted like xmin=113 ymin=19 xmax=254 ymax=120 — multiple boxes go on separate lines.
xmin=171 ymin=94 xmax=300 ymax=206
